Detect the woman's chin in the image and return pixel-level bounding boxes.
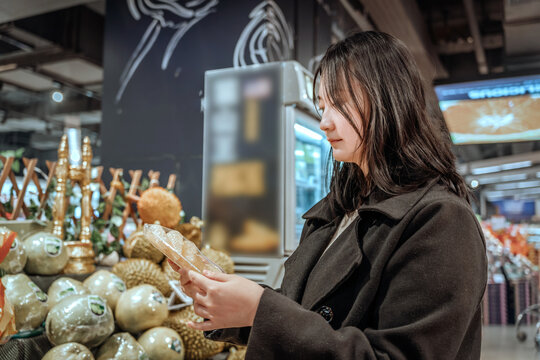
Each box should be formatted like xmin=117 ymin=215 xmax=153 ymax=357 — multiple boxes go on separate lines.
xmin=333 ymin=155 xmax=361 ymax=166
xmin=333 ymin=152 xmax=351 ymax=163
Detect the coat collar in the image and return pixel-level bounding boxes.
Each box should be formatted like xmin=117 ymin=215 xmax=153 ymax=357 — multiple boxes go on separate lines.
xmin=302 ymin=177 xmax=440 ymax=222
xmin=281 ymin=220 xmax=339 ymax=304
xmin=300 ymin=219 xmax=363 ymax=310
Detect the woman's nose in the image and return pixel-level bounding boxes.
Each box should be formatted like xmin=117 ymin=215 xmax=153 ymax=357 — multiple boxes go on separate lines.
xmin=319 ymin=112 xmax=333 ymax=132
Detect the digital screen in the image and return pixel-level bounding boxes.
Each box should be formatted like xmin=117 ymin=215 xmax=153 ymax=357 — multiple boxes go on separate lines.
xmin=489 ymin=199 xmax=536 ymax=222
xmin=435 ymin=75 xmax=540 ymax=144
xmin=203 ymin=65 xmax=281 ymax=255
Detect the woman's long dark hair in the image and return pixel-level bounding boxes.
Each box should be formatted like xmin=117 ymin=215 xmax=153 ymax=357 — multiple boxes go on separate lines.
xmin=314 ymin=31 xmax=470 ymax=216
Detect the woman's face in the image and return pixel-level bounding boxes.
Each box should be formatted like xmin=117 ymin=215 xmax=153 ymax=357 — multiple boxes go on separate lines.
xmin=318 ymin=77 xmax=366 ymax=170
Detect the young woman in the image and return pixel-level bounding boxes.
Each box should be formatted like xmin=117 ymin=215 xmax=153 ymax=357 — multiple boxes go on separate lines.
xmin=171 ymin=31 xmax=487 ymax=359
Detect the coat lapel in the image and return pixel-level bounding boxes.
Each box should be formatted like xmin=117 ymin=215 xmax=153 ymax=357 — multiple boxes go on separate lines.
xmin=300 ymin=219 xmax=363 ymax=310
xmin=281 ymin=220 xmax=338 ymax=303
xmin=282 ymin=177 xmax=440 ymax=311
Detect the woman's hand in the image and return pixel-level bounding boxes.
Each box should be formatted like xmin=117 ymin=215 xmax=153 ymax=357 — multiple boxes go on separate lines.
xmin=168 ymin=259 xmax=200 ymax=298
xmin=167 ymin=260 xmax=264 ymax=331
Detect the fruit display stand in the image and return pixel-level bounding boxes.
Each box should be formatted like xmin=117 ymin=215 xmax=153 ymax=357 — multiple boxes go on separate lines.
xmin=0 ymin=224 xmax=243 ymax=360
xmin=0 ymin=138 xmax=246 ymax=360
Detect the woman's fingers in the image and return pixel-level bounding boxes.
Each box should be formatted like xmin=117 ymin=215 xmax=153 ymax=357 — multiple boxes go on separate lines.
xmin=193 ymin=291 xmax=209 ymax=306
xmin=168 ymin=260 xmax=192 ymax=287
xmin=167 ymin=259 xmax=180 ymax=272
xmin=188 ymin=270 xmax=214 ymax=291
xmin=168 ymin=260 xmax=191 ymax=282
xmin=193 ymin=302 xmax=212 ymax=319
xmin=202 ymin=270 xmax=230 ymax=282
xmin=180 ymin=276 xmax=191 ymax=287
xmin=181 ymin=283 xmax=198 ymax=298
xmin=187 ymin=320 xmax=219 ymax=331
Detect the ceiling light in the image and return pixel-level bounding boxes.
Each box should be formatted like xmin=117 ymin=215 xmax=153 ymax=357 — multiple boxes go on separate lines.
xmin=471 ymin=165 xmax=501 ymax=175
xmin=494 ymin=180 xmax=540 ymax=191
xmin=477 ymin=173 xmax=528 ymax=185
xmin=471 ymin=161 xmax=532 ymax=175
xmin=485 ymin=190 xmax=506 ymax=198
xmin=470 ymin=179 xmax=479 ymax=188
xmin=500 ymin=161 xmax=532 ymax=171
xmin=52 ymin=91 xmax=63 ymax=103
xmin=501 ymin=173 xmax=528 ymax=182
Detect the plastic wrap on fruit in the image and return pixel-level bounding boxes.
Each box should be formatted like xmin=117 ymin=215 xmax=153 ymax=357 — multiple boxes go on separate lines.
xmin=97 ymin=332 xmax=148 ymax=360
xmin=2 ymin=274 xmax=48 ymax=331
xmin=83 ymin=270 xmax=126 ymax=311
xmin=48 ymin=277 xmax=90 ymax=309
xmin=0 ymin=227 xmax=26 ymax=274
xmin=23 ymin=231 xmax=69 ymax=275
xmin=143 ymin=224 xmax=223 ymax=274
xmin=42 ymin=342 xmax=95 ymax=360
xmin=115 ymin=284 xmax=168 ymax=334
xmin=46 ymin=294 xmax=114 ymax=348
xmin=138 ymin=327 xmax=185 ymax=360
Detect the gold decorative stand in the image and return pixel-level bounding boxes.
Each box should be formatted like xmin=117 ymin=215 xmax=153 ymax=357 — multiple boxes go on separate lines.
xmin=53 ymin=135 xmax=96 ymax=274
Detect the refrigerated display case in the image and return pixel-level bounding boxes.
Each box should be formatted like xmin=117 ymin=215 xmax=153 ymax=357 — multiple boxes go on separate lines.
xmin=202 ymin=61 xmax=329 ymax=287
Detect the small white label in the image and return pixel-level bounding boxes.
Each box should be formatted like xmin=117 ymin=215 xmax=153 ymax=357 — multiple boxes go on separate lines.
xmin=111 ymin=274 xmax=126 ymax=292
xmin=88 ymin=295 xmax=106 ymax=317
xmin=151 ymin=291 xmax=164 ymax=304
xmin=58 ymin=287 xmax=76 ymax=299
xmin=169 ymin=338 xmax=183 ymax=353
xmin=44 ymin=237 xmax=62 ymax=257
xmin=28 ymin=282 xmax=47 ymax=302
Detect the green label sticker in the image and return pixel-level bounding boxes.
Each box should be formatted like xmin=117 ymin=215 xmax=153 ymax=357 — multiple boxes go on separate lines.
xmin=88 ymin=295 xmax=106 ymax=317
xmin=58 ymin=287 xmax=75 ymax=299
xmin=111 ymin=274 xmax=126 ymax=292
xmin=169 ymin=338 xmax=183 ymax=353
xmin=44 ymin=237 xmax=62 ymax=257
xmin=28 ymin=282 xmax=47 ymax=302
xmin=10 ymin=238 xmax=17 ymax=250
xmin=151 ymin=291 xmax=164 ymax=304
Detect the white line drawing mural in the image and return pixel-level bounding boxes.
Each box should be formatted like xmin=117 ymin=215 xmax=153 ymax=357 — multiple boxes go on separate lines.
xmin=233 ymin=1 xmax=294 ymax=68
xmin=116 ymin=0 xmax=219 ymax=103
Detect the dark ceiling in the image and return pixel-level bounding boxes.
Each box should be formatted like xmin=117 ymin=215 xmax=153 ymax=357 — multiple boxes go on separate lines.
xmin=0 ymin=0 xmax=539 ymax=169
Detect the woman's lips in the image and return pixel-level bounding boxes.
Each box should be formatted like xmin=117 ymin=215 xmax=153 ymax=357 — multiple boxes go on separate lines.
xmin=327 ymin=139 xmax=341 ymax=144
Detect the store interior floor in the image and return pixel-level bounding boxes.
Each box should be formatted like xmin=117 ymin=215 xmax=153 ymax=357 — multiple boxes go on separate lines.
xmin=482 ymin=326 xmax=540 ymax=359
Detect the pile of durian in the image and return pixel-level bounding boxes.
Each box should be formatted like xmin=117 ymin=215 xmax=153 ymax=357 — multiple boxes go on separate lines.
xmin=108 ymin=223 xmax=238 ymax=360
xmin=0 ymin=217 xmax=242 ymax=360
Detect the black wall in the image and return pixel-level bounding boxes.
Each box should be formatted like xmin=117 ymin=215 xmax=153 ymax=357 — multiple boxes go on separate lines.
xmin=101 ymin=0 xmax=333 ymax=217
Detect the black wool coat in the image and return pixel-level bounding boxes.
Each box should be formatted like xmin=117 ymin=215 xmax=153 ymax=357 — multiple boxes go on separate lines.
xmin=208 ymin=179 xmax=488 ymax=359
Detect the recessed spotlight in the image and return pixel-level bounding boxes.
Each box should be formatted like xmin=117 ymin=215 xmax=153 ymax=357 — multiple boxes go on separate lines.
xmin=52 ymin=91 xmax=64 ymax=103
xmin=470 ymin=179 xmax=479 ymax=189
